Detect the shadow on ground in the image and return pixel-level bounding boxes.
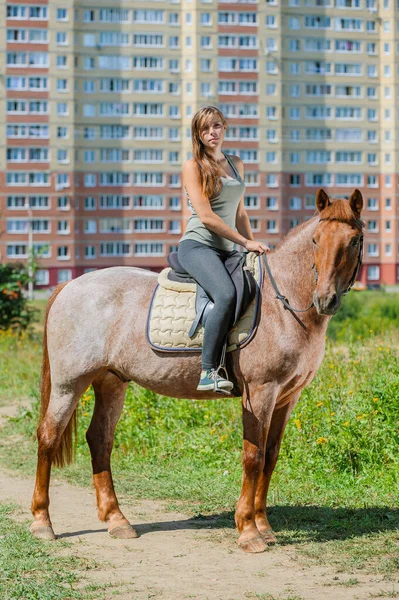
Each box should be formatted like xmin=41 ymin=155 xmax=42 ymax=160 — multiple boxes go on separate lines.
xmin=129 ymin=505 xmax=399 ymax=545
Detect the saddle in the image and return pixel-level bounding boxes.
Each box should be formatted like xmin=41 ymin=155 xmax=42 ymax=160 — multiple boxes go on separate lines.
xmin=166 ymin=251 xmax=257 ymax=339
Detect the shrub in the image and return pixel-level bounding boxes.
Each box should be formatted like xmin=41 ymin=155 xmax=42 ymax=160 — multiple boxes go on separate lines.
xmin=0 ymin=263 xmax=38 ymax=332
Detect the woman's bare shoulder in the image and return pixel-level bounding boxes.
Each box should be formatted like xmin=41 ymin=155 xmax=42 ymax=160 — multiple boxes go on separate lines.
xmin=228 ymin=154 xmax=244 ymax=177
xmin=183 ymin=158 xmax=201 ymax=182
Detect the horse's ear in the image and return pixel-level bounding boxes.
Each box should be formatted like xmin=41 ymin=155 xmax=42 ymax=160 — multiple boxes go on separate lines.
xmin=316 ymin=189 xmax=331 ymax=213
xmin=349 ymin=189 xmax=363 ymax=217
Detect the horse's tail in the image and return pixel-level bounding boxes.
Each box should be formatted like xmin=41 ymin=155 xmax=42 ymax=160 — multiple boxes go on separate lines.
xmin=39 ymin=282 xmax=76 ymax=468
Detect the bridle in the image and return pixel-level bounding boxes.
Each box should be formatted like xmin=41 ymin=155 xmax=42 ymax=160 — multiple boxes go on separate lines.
xmin=262 ymin=223 xmax=364 ymax=325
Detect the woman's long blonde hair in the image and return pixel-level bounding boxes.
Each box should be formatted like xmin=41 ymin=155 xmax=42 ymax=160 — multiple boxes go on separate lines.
xmin=191 ymin=105 xmax=228 ymax=201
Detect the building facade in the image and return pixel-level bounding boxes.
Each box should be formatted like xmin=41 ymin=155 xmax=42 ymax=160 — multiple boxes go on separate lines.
xmin=0 ymin=0 xmax=398 ymax=287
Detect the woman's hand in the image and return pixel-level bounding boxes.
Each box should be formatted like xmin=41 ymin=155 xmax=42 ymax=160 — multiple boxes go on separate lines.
xmin=243 ymin=240 xmax=271 ymax=254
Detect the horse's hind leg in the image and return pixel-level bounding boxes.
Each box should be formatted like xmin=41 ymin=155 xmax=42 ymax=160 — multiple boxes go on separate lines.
xmin=87 ymin=372 xmax=137 ymax=539
xmin=31 ymin=377 xmax=91 ymax=540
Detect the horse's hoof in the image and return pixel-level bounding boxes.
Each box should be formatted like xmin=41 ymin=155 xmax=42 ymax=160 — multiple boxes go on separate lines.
xmin=237 ymin=534 xmax=267 ymax=553
xmin=259 ymin=528 xmax=277 ymax=545
xmin=108 ymin=523 xmax=138 ymax=539
xmin=30 ymin=524 xmax=56 ymax=541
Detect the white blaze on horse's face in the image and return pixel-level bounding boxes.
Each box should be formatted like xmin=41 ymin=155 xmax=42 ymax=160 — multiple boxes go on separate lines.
xmin=312 ymin=221 xmax=362 ymax=315
xmin=312 ymin=188 xmax=364 ymax=317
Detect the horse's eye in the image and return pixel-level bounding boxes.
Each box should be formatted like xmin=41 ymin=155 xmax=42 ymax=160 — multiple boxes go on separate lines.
xmin=312 ymin=238 xmax=317 ymax=245
xmin=350 ymin=238 xmax=359 ymax=247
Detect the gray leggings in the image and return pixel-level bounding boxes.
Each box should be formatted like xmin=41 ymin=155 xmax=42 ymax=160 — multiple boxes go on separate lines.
xmin=178 ymin=239 xmax=236 ymax=370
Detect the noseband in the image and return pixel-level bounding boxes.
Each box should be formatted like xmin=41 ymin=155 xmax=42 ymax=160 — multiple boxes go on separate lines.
xmin=262 ymin=228 xmax=364 ymax=320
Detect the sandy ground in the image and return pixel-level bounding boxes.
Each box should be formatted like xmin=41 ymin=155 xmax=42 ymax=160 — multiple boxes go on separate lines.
xmin=0 ymin=405 xmax=398 ymax=600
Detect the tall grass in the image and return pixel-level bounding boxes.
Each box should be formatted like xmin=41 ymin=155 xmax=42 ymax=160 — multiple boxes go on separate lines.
xmin=0 ymin=291 xmax=398 ymax=513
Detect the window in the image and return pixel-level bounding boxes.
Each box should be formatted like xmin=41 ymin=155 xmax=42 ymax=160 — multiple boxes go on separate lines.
xmin=57 ymin=56 xmax=67 ymax=68
xmin=57 ymin=196 xmax=70 ymax=210
xmin=85 ymin=246 xmax=96 ymax=259
xmin=56 ymin=8 xmax=68 ymax=21
xmin=57 ymin=269 xmax=72 ymax=283
xmin=56 ymin=174 xmax=69 ymax=189
xmin=289 ymin=197 xmax=301 ymax=210
xmin=266 ymin=197 xmax=278 ymax=210
xmin=84 ymin=220 xmax=97 ymax=234
xmin=367 ymin=198 xmax=378 ymax=210
xmin=244 ymin=196 xmax=259 ymax=209
xmin=134 ymin=243 xmax=164 ymax=256
xmin=84 ymin=174 xmax=96 ymax=187
xmin=57 ymin=247 xmax=70 ymax=260
xmin=35 ymin=270 xmax=49 ymax=285
xmin=30 ymin=6 xmax=48 ymax=19
xmin=367 ymin=266 xmax=380 ymax=281
xmin=84 ymin=197 xmax=96 ymax=210
xmin=100 ymin=242 xmax=131 ymax=256
xmin=290 ymin=175 xmax=301 ymax=186
xmin=368 ymin=220 xmax=378 ymax=232
xmin=58 ymin=220 xmax=70 ymax=234
xmin=56 ymin=32 xmax=68 ymax=45
xmin=57 ymin=127 xmax=68 ymax=139
xmin=57 ymin=149 xmax=68 ymax=163
xmin=266 ymin=220 xmax=278 ymax=233
xmin=367 ymin=243 xmax=379 ymax=257
xmin=305 ymin=195 xmax=316 ymax=209
xmin=57 ymin=102 xmax=68 ymax=116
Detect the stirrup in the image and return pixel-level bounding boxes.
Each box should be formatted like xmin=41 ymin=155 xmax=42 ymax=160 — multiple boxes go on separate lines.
xmin=213 ymin=340 xmax=231 ymax=394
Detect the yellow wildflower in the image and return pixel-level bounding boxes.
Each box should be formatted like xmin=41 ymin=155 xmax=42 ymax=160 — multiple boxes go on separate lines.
xmin=219 ymin=434 xmax=227 ymax=442
xmin=373 ymin=398 xmax=379 ymax=402
xmin=330 ymin=412 xmax=335 ymax=416
xmin=356 ymin=413 xmax=367 ymax=420
xmin=294 ymin=419 xmax=302 ymax=430
xmin=343 ymin=421 xmax=349 ymax=426
xmin=316 ymin=402 xmax=323 ymax=407
xmin=316 ymin=437 xmax=328 ymax=445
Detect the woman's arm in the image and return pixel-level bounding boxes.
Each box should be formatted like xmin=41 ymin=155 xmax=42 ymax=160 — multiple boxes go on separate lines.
xmin=236 ymin=197 xmax=254 ymax=241
xmin=183 ymin=159 xmax=269 ymax=252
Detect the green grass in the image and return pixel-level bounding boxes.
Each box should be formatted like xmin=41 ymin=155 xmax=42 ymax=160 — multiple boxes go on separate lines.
xmin=0 ymin=503 xmax=110 ymax=600
xmin=0 ymin=293 xmax=398 ymax=577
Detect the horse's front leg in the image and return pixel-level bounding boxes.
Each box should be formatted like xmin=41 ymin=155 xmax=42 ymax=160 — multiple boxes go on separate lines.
xmin=254 ymin=391 xmax=301 ymax=544
xmin=235 ymin=384 xmax=276 ymax=554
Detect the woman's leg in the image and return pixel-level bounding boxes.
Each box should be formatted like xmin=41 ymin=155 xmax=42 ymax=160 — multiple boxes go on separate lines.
xmin=178 ymin=240 xmax=236 ymax=370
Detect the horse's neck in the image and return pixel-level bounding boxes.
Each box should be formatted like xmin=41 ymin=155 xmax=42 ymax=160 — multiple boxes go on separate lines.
xmin=266 ymin=218 xmax=328 ymax=330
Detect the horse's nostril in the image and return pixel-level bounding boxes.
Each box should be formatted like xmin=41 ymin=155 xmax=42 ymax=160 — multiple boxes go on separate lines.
xmin=327 ymin=293 xmax=337 ymax=308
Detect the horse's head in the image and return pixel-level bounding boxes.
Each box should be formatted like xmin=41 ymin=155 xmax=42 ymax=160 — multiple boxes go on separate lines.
xmin=312 ymin=188 xmax=364 ymax=316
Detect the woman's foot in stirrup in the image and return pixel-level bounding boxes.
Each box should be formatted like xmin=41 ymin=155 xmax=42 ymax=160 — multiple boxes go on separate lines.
xmin=197 ymin=369 xmax=234 ymax=393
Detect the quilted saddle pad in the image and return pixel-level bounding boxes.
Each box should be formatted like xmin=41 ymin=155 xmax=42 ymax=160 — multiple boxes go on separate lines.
xmin=146 ymin=252 xmax=262 ymax=353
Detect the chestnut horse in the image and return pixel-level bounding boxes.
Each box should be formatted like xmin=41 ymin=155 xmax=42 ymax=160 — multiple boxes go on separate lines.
xmin=30 ymin=189 xmax=364 ymax=553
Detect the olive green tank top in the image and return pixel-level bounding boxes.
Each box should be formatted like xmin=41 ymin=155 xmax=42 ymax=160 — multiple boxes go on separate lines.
xmin=179 ymin=152 xmax=246 ymax=252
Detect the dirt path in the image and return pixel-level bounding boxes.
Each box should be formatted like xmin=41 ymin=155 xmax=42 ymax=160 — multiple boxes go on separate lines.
xmin=1 ymin=469 xmax=397 ymax=600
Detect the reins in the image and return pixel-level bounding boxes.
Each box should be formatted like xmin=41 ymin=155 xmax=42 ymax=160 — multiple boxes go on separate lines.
xmin=261 ymin=227 xmax=364 ymax=326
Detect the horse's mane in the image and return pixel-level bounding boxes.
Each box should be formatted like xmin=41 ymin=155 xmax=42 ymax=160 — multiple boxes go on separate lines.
xmin=273 ymin=199 xmax=364 ymax=253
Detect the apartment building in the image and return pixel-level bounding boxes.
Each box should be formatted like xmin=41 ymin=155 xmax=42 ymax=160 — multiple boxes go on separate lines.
xmin=0 ymin=0 xmax=398 ymax=287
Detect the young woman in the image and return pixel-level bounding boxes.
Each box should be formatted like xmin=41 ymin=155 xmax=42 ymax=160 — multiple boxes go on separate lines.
xmin=178 ymin=105 xmax=270 ymax=392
